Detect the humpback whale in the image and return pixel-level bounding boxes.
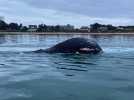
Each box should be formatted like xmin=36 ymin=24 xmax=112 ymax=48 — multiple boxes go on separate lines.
xmin=34 ymin=37 xmax=102 ymax=54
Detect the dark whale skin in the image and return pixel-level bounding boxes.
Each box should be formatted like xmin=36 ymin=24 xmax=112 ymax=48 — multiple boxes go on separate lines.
xmin=34 ymin=37 xmax=102 ymax=54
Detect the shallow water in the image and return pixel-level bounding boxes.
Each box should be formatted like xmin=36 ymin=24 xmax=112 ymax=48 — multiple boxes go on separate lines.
xmin=0 ymin=34 xmax=134 ymax=100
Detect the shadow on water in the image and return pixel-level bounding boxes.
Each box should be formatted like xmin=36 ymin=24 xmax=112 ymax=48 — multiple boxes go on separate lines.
xmin=40 ymin=53 xmax=102 ymax=74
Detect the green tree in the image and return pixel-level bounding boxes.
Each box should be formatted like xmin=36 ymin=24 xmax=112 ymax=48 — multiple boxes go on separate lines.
xmin=37 ymin=24 xmax=45 ymax=32
xmin=9 ymin=23 xmax=19 ymax=31
xmin=90 ymin=23 xmax=102 ymax=32
xmin=55 ymin=25 xmax=60 ymax=32
xmin=20 ymin=26 xmax=28 ymax=32
xmin=107 ymin=24 xmax=116 ymax=31
xmin=0 ymin=20 xmax=8 ymax=30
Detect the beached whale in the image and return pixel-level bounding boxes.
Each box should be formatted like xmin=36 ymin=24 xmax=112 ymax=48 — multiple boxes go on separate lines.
xmin=34 ymin=37 xmax=102 ymax=54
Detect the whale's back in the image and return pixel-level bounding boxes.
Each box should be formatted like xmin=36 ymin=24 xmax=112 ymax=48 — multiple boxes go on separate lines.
xmin=45 ymin=37 xmax=102 ymax=53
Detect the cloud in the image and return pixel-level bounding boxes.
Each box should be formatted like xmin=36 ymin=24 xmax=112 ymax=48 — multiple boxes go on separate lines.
xmin=0 ymin=0 xmax=134 ymax=27
xmin=17 ymin=0 xmax=134 ymax=18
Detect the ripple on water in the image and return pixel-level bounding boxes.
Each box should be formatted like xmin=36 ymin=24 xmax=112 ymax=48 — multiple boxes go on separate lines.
xmin=0 ymin=35 xmax=134 ymax=100
xmin=0 ymin=88 xmax=32 ymax=100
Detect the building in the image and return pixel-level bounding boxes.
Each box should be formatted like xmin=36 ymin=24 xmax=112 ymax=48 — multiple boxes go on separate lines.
xmin=79 ymin=26 xmax=90 ymax=32
xmin=117 ymin=26 xmax=134 ymax=32
xmin=60 ymin=24 xmax=74 ymax=31
xmin=117 ymin=26 xmax=124 ymax=30
xmin=65 ymin=24 xmax=74 ymax=31
xmin=29 ymin=25 xmax=37 ymax=29
xmin=27 ymin=25 xmax=38 ymax=32
xmin=98 ymin=26 xmax=108 ymax=32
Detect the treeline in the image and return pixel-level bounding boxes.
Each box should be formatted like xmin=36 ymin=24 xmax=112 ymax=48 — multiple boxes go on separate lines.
xmin=0 ymin=20 xmax=76 ymax=32
xmin=1 ymin=20 xmax=134 ymax=33
xmin=37 ymin=24 xmax=75 ymax=32
xmin=0 ymin=20 xmax=27 ymax=32
xmin=90 ymin=23 xmax=134 ymax=33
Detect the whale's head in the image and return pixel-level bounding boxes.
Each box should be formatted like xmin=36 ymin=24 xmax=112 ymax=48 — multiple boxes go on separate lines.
xmin=77 ymin=39 xmax=102 ymax=54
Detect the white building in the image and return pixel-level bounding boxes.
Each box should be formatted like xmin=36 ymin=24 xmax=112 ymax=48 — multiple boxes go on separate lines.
xmin=80 ymin=26 xmax=90 ymax=32
xmin=60 ymin=24 xmax=74 ymax=31
xmin=27 ymin=25 xmax=38 ymax=32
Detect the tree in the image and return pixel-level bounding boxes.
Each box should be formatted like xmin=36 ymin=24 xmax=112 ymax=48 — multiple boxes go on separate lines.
xmin=37 ymin=24 xmax=46 ymax=32
xmin=43 ymin=24 xmax=48 ymax=32
xmin=20 ymin=26 xmax=28 ymax=32
xmin=107 ymin=24 xmax=116 ymax=31
xmin=55 ymin=25 xmax=60 ymax=32
xmin=9 ymin=23 xmax=19 ymax=31
xmin=19 ymin=23 xmax=23 ymax=30
xmin=90 ymin=23 xmax=102 ymax=32
xmin=0 ymin=20 xmax=8 ymax=30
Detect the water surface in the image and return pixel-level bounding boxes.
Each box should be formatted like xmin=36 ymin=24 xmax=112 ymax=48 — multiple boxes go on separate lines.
xmin=0 ymin=34 xmax=134 ymax=100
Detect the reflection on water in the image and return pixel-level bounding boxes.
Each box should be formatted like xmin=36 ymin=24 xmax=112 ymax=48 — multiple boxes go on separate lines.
xmin=0 ymin=34 xmax=134 ymax=100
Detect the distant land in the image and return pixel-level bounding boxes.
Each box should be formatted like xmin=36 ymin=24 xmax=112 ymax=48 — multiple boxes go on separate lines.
xmin=1 ymin=19 xmax=134 ymax=34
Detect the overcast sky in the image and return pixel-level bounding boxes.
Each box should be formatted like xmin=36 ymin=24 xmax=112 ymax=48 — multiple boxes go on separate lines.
xmin=0 ymin=0 xmax=134 ymax=27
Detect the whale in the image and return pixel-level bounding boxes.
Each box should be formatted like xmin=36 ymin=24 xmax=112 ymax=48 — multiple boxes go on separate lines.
xmin=34 ymin=37 xmax=102 ymax=54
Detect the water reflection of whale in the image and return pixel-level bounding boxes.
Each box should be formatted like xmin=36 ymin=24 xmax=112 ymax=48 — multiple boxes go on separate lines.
xmin=34 ymin=37 xmax=102 ymax=54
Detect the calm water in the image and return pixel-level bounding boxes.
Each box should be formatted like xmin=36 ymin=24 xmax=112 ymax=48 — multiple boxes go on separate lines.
xmin=0 ymin=34 xmax=134 ymax=100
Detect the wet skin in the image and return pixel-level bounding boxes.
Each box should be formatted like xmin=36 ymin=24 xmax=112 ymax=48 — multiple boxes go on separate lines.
xmin=34 ymin=37 xmax=102 ymax=54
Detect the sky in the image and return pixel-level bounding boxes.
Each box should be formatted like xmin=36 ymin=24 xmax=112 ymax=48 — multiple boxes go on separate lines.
xmin=0 ymin=0 xmax=134 ymax=27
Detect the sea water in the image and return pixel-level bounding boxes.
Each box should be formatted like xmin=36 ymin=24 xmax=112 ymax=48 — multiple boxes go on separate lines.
xmin=0 ymin=34 xmax=134 ymax=100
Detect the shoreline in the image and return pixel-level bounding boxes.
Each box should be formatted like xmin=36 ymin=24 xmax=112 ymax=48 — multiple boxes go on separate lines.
xmin=0 ymin=32 xmax=134 ymax=35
